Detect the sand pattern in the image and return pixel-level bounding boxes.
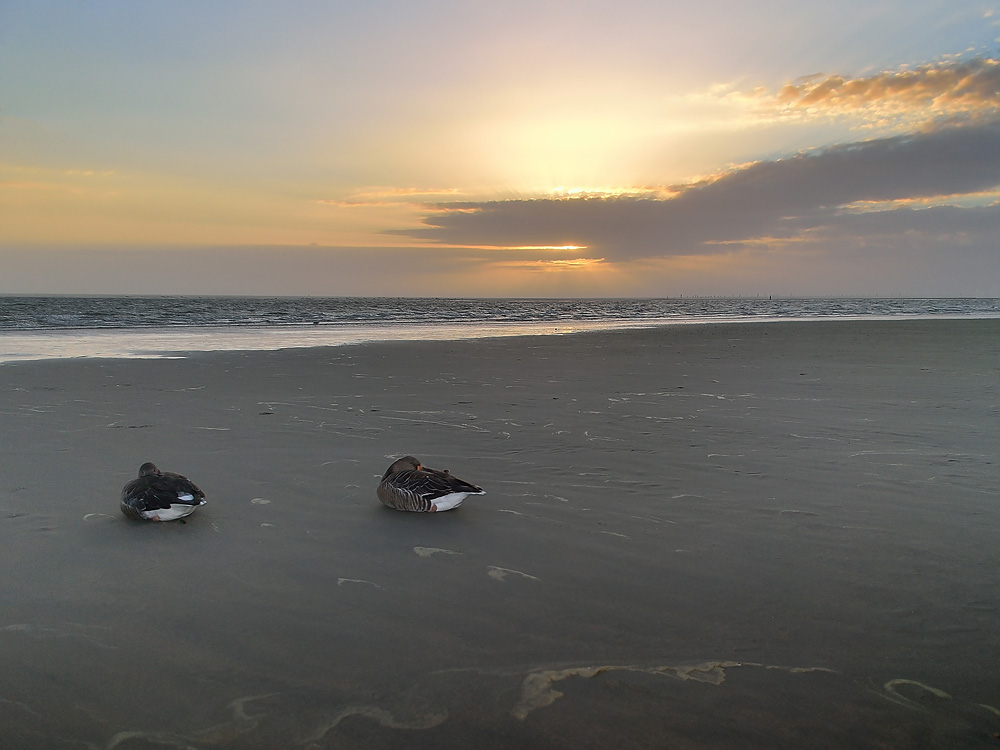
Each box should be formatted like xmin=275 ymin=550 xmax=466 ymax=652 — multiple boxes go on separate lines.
xmin=2 ymin=642 xmax=993 ymax=749
xmin=0 ymin=320 xmax=998 ymax=748
xmin=413 ymin=546 xmax=462 ymax=557
xmin=511 ymin=660 xmax=839 ymax=720
xmin=486 ymin=566 xmax=538 ymax=582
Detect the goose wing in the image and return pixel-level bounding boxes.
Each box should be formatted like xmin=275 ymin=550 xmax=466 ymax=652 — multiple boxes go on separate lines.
xmin=419 ymin=466 xmax=484 ymax=497
xmin=395 ymin=467 xmax=482 ymax=500
xmin=378 ymin=466 xmax=483 ymax=512
xmin=159 ymin=471 xmax=206 ymax=502
xmin=122 ymin=473 xmax=205 ymax=513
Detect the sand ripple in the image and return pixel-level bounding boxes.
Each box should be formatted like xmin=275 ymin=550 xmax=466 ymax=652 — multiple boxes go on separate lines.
xmin=512 ymin=660 xmax=837 ymax=720
xmin=486 ymin=566 xmax=538 ymax=582
xmin=303 ymin=705 xmax=448 ymax=743
xmin=413 ymin=546 xmax=462 ymax=557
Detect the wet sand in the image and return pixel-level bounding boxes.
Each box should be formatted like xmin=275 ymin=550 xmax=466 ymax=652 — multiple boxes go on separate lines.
xmin=1 ymin=319 xmax=998 ymax=748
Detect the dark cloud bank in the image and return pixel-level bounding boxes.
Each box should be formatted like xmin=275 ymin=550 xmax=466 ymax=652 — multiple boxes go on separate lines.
xmin=396 ymin=119 xmax=1000 ymax=261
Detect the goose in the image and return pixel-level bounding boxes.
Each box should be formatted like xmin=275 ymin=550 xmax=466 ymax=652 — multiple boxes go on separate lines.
xmin=377 ymin=456 xmax=484 ymax=512
xmin=121 ymin=462 xmax=207 ymax=521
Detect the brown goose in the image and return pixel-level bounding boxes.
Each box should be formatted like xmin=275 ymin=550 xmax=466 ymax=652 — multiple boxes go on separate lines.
xmin=120 ymin=462 xmax=207 ymax=521
xmin=377 ymin=456 xmax=484 ymax=512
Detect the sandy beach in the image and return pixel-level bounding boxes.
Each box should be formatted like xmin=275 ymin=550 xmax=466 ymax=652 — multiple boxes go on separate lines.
xmin=1 ymin=319 xmax=998 ymax=749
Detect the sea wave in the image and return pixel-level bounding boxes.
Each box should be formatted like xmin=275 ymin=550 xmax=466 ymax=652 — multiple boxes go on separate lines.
xmin=1 ymin=296 xmax=998 ymax=362
xmin=2 ymin=296 xmax=998 ymax=331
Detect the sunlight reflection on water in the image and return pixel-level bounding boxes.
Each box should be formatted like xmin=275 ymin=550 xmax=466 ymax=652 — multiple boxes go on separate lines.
xmin=2 ymin=311 xmax=997 ymax=363
xmin=0 ymin=320 xmax=664 ymax=362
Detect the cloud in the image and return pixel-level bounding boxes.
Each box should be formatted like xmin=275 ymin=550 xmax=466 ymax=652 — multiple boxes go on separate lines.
xmin=492 ymin=257 xmax=607 ymax=271
xmin=0 ymin=245 xmax=497 ymax=296
xmin=769 ymin=56 xmax=1000 ymax=122
xmin=395 ymin=118 xmax=1000 ymax=260
xmin=317 ymin=187 xmax=463 ymax=208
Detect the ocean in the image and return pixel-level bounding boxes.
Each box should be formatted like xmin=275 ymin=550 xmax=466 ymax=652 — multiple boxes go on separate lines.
xmin=1 ymin=295 xmax=998 ymax=362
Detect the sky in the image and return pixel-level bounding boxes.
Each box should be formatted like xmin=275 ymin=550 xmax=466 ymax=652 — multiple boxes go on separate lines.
xmin=2 ymin=0 xmax=1000 ymax=297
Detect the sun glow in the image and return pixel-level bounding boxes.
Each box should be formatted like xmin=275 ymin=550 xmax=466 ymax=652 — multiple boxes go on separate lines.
xmin=505 ymin=245 xmax=588 ymax=251
xmin=493 ymin=257 xmax=606 ymax=269
xmin=546 ymin=186 xmax=678 ymax=200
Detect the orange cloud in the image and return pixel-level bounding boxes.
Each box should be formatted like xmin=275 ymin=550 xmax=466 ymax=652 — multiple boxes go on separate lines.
xmin=762 ymin=56 xmax=1000 ymax=125
xmin=492 ymin=257 xmax=606 ymax=271
xmin=317 ymin=186 xmax=463 ymax=207
xmin=0 ymin=165 xmax=118 ymax=196
xmin=837 ymin=190 xmax=1000 ymax=213
xmin=0 ymin=180 xmax=83 ymax=194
